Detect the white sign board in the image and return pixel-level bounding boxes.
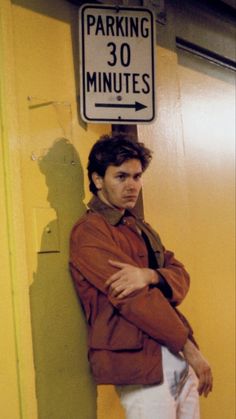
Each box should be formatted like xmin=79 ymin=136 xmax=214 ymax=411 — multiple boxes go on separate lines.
xmin=79 ymin=4 xmax=156 ymax=124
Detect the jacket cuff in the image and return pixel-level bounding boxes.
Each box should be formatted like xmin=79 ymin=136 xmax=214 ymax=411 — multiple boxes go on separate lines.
xmin=150 ymin=273 xmax=173 ymax=299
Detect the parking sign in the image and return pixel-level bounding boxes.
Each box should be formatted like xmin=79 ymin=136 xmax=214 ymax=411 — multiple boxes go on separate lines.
xmin=79 ymin=4 xmax=156 ymax=124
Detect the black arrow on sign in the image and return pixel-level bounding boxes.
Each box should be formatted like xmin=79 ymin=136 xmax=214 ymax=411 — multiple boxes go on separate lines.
xmin=95 ymin=101 xmax=147 ymax=112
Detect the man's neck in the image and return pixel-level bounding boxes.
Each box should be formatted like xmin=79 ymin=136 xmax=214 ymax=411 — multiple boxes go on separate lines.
xmin=97 ymin=191 xmax=125 ymax=215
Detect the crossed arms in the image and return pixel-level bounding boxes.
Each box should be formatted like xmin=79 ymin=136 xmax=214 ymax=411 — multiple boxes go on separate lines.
xmin=106 ymin=259 xmax=212 ymax=397
xmin=70 ymin=213 xmax=212 ymax=396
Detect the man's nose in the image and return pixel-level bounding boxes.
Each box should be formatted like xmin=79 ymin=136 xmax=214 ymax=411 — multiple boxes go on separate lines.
xmin=126 ymin=178 xmax=138 ymax=190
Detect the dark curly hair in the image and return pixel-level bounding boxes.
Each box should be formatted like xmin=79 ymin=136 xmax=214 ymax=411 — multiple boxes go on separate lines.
xmin=87 ymin=133 xmax=152 ymax=194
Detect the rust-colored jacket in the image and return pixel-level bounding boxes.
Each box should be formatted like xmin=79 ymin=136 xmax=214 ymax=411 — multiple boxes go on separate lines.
xmin=69 ymin=196 xmax=195 ymax=385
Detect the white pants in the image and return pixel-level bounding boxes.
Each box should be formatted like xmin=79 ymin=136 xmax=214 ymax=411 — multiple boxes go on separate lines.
xmin=116 ymin=347 xmax=200 ymax=419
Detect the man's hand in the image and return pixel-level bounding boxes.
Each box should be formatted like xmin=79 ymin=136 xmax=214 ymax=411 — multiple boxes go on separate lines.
xmin=183 ymin=339 xmax=213 ymax=397
xmin=106 ymin=260 xmax=158 ymax=298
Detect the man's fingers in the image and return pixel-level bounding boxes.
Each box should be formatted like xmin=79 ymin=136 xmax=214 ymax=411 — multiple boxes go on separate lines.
xmin=116 ymin=288 xmax=132 ymax=299
xmin=105 ymin=271 xmax=122 ymax=286
xmin=198 ymin=370 xmax=213 ymax=397
xmin=106 ymin=260 xmax=129 ymax=286
xmin=109 ymin=284 xmax=124 ymax=297
xmin=108 ymin=282 xmax=133 ymax=298
xmin=198 ymin=375 xmax=206 ymax=396
xmin=112 ymin=287 xmax=135 ymax=299
xmin=108 ymin=259 xmax=128 ymax=268
xmin=204 ymin=371 xmax=213 ymax=397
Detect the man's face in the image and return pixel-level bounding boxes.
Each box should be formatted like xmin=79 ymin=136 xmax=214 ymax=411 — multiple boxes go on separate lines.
xmin=93 ymin=159 xmax=143 ymax=212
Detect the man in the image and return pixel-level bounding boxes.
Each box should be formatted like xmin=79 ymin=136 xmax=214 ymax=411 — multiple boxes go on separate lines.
xmin=70 ymin=134 xmax=213 ymax=418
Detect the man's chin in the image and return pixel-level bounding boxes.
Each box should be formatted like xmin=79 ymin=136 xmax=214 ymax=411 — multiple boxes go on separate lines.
xmin=124 ymin=200 xmax=137 ymax=209
xmin=113 ymin=199 xmax=138 ymax=211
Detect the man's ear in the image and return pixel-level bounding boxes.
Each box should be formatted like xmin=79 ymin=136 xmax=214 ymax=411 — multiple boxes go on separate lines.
xmin=91 ymin=172 xmax=103 ymax=190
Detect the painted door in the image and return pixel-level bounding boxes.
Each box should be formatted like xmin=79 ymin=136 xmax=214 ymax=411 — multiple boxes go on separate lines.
xmin=139 ymin=2 xmax=235 ymax=419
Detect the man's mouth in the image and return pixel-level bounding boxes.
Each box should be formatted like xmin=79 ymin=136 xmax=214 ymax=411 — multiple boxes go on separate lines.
xmin=123 ymin=195 xmax=138 ymax=200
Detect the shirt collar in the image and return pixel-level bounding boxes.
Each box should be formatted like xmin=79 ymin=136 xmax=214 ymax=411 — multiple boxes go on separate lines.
xmin=87 ymin=195 xmax=139 ymax=226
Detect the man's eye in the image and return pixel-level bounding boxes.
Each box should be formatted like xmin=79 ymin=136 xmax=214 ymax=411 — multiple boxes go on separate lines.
xmin=116 ymin=174 xmax=126 ymax=180
xmin=134 ymin=174 xmax=142 ymax=180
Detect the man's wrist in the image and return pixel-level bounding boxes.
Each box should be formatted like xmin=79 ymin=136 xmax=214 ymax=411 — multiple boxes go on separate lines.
xmin=149 ymin=269 xmax=159 ymax=285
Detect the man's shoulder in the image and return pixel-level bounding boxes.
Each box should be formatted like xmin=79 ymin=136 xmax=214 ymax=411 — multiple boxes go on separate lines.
xmin=71 ymin=210 xmax=110 ymax=237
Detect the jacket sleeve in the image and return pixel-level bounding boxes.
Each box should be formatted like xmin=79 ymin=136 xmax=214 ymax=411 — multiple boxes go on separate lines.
xmin=156 ymin=250 xmax=190 ymax=306
xmin=139 ymin=220 xmax=190 ymax=306
xmin=70 ymin=217 xmax=189 ymax=354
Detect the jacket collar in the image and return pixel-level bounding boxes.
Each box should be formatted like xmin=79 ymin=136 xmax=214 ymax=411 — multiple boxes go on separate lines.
xmin=87 ymin=195 xmax=139 ymax=226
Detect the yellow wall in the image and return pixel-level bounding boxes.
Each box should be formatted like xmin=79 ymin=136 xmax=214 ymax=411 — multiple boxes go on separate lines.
xmin=139 ymin=46 xmax=235 ymax=419
xmin=11 ymin=0 xmax=111 ymax=417
xmin=0 ymin=1 xmax=38 ymax=418
xmin=1 ymin=0 xmax=110 ymax=418
xmin=0 ymin=72 xmax=21 ymax=419
xmin=0 ymin=1 xmax=235 ymax=419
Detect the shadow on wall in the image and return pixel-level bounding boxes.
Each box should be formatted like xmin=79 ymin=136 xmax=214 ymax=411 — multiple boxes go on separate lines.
xmin=30 ymin=138 xmax=96 ymax=419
